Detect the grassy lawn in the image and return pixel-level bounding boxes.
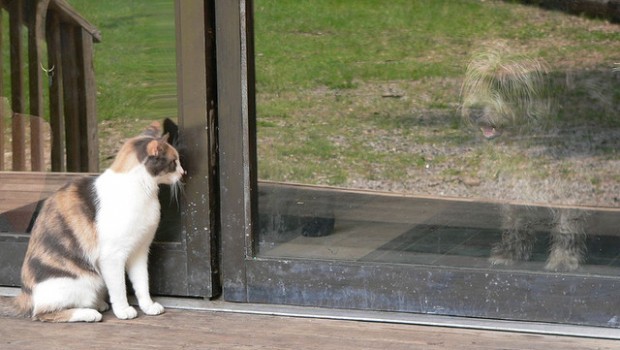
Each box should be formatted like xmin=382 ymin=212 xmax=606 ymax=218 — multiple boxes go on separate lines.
xmin=66 ymin=0 xmax=619 ymax=205
xmin=68 ymin=0 xmax=177 ymax=122
xmin=252 ymin=0 xmax=620 ymax=205
xmin=67 ymin=0 xmax=177 ymax=162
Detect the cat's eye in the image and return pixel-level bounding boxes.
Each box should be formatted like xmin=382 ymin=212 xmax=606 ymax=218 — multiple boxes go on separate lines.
xmin=168 ymin=160 xmax=177 ymax=171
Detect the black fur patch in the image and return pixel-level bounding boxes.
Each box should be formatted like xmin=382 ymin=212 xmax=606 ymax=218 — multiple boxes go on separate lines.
xmin=131 ymin=135 xmax=177 ymax=176
xmin=144 ymin=154 xmax=176 ymax=176
xmin=74 ymin=176 xmax=98 ymax=223
xmin=28 ymin=257 xmax=77 ymax=283
xmin=133 ymin=137 xmax=155 ymax=163
xmin=42 ymin=214 xmax=97 ymax=274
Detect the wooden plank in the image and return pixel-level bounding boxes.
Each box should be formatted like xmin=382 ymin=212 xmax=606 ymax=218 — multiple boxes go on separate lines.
xmin=174 ymin=0 xmax=217 ymax=298
xmin=9 ymin=0 xmax=25 ymax=171
xmin=46 ymin=11 xmax=66 ymax=172
xmin=0 ymin=172 xmax=84 ymax=216
xmin=10 ymin=114 xmax=26 ymax=171
xmin=0 ymin=308 xmax=619 ymax=350
xmin=0 ymin=172 xmax=85 ymax=234
xmin=28 ymin=0 xmax=49 ymax=120
xmin=0 ymin=8 xmax=4 ymax=171
xmin=27 ymin=0 xmax=51 ymax=172
xmin=48 ymin=0 xmax=101 ymax=42
xmin=217 ymin=0 xmax=257 ymax=303
xmin=60 ymin=24 xmax=80 ymax=172
xmin=76 ymin=27 xmax=98 ymax=172
xmin=28 ymin=116 xmax=45 ymax=171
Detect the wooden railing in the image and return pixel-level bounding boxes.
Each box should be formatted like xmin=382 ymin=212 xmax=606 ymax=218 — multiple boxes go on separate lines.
xmin=0 ymin=0 xmax=100 ymax=173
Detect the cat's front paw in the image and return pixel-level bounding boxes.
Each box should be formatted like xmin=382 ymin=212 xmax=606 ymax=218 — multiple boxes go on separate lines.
xmin=141 ymin=302 xmax=165 ymax=316
xmin=69 ymin=309 xmax=103 ymax=322
xmin=113 ymin=305 xmax=138 ymax=320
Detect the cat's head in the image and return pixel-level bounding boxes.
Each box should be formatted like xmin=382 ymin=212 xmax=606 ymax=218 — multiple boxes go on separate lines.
xmin=110 ymin=121 xmax=186 ymax=185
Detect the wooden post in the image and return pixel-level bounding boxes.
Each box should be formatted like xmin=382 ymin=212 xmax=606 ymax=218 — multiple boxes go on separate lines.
xmin=9 ymin=0 xmax=26 ymax=171
xmin=0 ymin=8 xmax=4 ymax=171
xmin=28 ymin=0 xmax=51 ymax=171
xmin=46 ymin=11 xmax=65 ymax=172
xmin=76 ymin=27 xmax=98 ymax=172
xmin=60 ymin=23 xmax=80 ymax=172
xmin=174 ymin=0 xmax=219 ymax=297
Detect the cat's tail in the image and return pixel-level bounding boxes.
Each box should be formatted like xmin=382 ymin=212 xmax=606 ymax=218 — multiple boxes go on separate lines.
xmin=0 ymin=293 xmax=31 ymax=318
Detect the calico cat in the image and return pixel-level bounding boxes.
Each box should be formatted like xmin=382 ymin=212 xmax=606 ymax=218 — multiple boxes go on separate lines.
xmin=2 ymin=121 xmax=184 ymax=322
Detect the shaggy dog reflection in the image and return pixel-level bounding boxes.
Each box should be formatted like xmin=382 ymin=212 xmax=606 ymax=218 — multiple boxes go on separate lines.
xmin=460 ymin=48 xmax=587 ymax=271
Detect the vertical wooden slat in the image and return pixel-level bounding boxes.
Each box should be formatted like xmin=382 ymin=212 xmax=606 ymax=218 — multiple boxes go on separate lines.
xmin=217 ymin=0 xmax=259 ymax=301
xmin=29 ymin=115 xmax=44 ymax=171
xmin=174 ymin=0 xmax=219 ymax=297
xmin=60 ymin=23 xmax=80 ymax=172
xmin=27 ymin=0 xmax=51 ymax=171
xmin=0 ymin=8 xmax=4 ymax=171
xmin=46 ymin=11 xmax=65 ymax=172
xmin=76 ymin=27 xmax=98 ymax=172
xmin=9 ymin=0 xmax=26 ymax=171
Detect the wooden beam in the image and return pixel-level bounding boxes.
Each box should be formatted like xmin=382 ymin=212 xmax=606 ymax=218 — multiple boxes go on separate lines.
xmin=76 ymin=27 xmax=98 ymax=172
xmin=28 ymin=0 xmax=51 ymax=171
xmin=48 ymin=0 xmax=101 ymax=42
xmin=60 ymin=23 xmax=80 ymax=172
xmin=9 ymin=0 xmax=25 ymax=171
xmin=0 ymin=8 xmax=4 ymax=171
xmin=174 ymin=0 xmax=218 ymax=297
xmin=216 ymin=0 xmax=259 ymax=302
xmin=46 ymin=11 xmax=66 ymax=172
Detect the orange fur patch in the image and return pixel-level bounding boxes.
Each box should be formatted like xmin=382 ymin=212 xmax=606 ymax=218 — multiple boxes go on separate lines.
xmin=146 ymin=139 xmax=160 ymax=157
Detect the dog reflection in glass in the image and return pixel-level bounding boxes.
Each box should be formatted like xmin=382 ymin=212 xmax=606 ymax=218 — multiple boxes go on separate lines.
xmin=460 ymin=46 xmax=588 ymax=271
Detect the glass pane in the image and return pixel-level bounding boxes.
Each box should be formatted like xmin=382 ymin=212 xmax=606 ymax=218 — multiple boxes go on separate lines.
xmin=70 ymin=0 xmax=180 ymax=242
xmin=255 ymin=1 xmax=620 ymax=276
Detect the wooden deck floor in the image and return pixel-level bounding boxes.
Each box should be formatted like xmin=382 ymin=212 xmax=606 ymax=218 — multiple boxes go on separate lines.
xmin=1 ymin=307 xmax=618 ymax=350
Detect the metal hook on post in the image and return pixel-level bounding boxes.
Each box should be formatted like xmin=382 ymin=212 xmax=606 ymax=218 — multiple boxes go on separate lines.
xmin=40 ymin=63 xmax=55 ymax=86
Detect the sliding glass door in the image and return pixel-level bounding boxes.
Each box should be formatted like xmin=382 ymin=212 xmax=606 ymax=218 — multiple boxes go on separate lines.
xmin=218 ymin=0 xmax=620 ymax=328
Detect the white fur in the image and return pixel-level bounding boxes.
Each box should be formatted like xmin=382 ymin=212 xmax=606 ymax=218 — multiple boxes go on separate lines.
xmin=95 ymin=165 xmax=163 ymax=319
xmin=94 ymin=159 xmax=183 ymax=320
xmin=32 ymin=276 xmax=105 ymax=317
xmin=69 ymin=309 xmax=103 ymax=322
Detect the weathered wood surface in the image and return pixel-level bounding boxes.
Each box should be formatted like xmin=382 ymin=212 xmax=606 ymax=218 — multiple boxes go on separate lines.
xmin=0 ymin=172 xmax=86 ymax=233
xmin=0 ymin=0 xmax=99 ymax=172
xmin=0 ymin=307 xmax=618 ymax=350
xmin=0 ymin=171 xmax=85 ymax=211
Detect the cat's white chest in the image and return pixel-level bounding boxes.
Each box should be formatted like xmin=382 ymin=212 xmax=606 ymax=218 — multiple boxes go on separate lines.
xmin=94 ymin=170 xmax=161 ymax=252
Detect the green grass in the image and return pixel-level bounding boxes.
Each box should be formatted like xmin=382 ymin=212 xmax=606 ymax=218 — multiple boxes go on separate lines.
xmin=67 ymin=0 xmax=177 ymax=121
xmin=253 ymin=0 xmax=619 ymax=190
xmin=61 ymin=1 xmax=620 ymax=200
xmin=255 ymin=0 xmax=516 ymax=91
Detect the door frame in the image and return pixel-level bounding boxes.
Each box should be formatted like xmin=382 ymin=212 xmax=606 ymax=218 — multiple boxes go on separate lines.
xmin=215 ymin=0 xmax=620 ymax=328
xmin=0 ymin=0 xmax=220 ymax=299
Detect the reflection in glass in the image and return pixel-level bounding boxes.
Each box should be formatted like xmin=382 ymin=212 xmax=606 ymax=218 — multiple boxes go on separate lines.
xmin=67 ymin=1 xmax=181 ymax=242
xmin=255 ymin=1 xmax=620 ymax=274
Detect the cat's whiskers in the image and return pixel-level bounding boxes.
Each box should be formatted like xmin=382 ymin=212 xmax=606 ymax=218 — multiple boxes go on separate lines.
xmin=169 ymin=180 xmax=185 ymax=208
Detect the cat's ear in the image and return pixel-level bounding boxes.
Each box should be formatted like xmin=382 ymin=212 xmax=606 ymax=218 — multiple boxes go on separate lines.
xmin=146 ymin=139 xmax=163 ymax=157
xmin=163 ymin=118 xmax=179 ymax=143
xmin=147 ymin=136 xmax=170 ymax=157
xmin=142 ymin=121 xmax=162 ymax=137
